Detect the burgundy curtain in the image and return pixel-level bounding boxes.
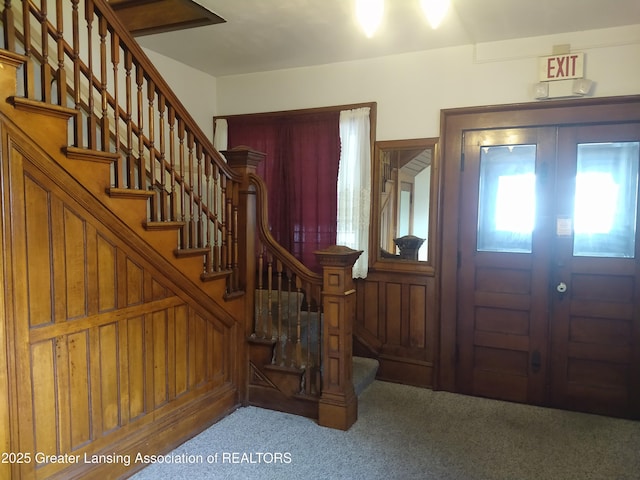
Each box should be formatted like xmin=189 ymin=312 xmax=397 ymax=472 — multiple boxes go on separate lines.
xmin=227 ymin=112 xmax=340 ymax=272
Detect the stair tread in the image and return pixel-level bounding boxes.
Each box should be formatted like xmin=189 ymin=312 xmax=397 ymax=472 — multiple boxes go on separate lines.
xmin=64 ymin=146 xmax=120 ymax=164
xmin=9 ymin=96 xmax=77 ymax=120
xmin=143 ymin=220 xmax=186 ymax=231
xmin=353 ymin=356 xmax=379 ymax=396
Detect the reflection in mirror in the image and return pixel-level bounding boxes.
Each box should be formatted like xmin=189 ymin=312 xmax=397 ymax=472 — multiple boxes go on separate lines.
xmin=377 ymin=139 xmax=436 ymax=263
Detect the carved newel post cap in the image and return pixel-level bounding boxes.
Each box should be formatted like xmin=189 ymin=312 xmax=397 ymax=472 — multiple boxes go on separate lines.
xmin=221 ymin=146 xmax=266 ymax=168
xmin=393 ymin=235 xmax=425 ymax=261
xmin=314 ymin=245 xmax=363 ymax=267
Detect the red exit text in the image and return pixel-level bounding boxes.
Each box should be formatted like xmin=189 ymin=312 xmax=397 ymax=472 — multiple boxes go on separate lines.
xmin=539 ymin=53 xmax=584 ymax=81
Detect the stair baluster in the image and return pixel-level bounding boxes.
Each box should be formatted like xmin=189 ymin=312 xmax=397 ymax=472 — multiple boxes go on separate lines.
xmin=3 ymin=0 xmax=244 ymax=295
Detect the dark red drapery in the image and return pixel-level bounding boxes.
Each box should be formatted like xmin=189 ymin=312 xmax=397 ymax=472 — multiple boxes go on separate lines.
xmin=227 ymin=111 xmax=340 ymax=271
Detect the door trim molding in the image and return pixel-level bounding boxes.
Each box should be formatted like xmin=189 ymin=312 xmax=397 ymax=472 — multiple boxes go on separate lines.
xmin=437 ymin=95 xmax=640 ymax=392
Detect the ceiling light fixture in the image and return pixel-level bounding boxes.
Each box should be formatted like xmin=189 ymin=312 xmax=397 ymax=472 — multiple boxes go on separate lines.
xmin=420 ymin=0 xmax=450 ymax=29
xmin=356 ymin=0 xmax=384 ymax=38
xmin=356 ymin=0 xmax=451 ymax=38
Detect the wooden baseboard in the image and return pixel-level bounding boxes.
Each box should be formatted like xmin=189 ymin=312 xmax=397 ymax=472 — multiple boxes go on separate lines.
xmin=249 ymin=384 xmax=318 ymax=420
xmin=47 ymin=385 xmax=239 ymax=479
xmin=377 ymin=355 xmax=434 ymax=388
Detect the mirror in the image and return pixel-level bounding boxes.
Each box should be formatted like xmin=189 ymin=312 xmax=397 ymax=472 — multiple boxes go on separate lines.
xmin=372 ymin=138 xmax=438 ymax=270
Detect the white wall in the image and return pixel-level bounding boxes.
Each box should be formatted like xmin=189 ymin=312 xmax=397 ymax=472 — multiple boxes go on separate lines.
xmin=143 ymin=48 xmax=218 ymax=140
xmin=215 ymin=25 xmax=640 ymax=140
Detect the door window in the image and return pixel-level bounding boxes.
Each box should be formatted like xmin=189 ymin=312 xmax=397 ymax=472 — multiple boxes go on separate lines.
xmin=477 ymin=145 xmax=537 ymax=253
xmin=573 ymin=142 xmax=640 ymax=258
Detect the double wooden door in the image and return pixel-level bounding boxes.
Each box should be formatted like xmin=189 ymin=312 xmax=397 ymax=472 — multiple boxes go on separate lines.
xmin=456 ymin=123 xmax=640 ymax=418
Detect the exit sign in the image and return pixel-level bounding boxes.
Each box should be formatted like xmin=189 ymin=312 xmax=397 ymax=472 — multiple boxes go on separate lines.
xmin=539 ymin=53 xmax=584 ymax=81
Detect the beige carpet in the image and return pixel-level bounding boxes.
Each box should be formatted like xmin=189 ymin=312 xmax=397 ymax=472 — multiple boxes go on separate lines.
xmin=129 ymin=380 xmax=640 ymax=479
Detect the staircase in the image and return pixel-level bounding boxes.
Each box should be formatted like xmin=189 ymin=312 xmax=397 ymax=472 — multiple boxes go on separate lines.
xmin=0 ymin=45 xmax=247 ymax=480
xmin=0 ymin=1 xmax=367 ymax=478
xmin=353 ymin=356 xmax=380 ymax=395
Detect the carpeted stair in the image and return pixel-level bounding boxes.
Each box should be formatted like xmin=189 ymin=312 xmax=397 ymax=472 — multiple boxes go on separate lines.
xmin=352 ymin=356 xmax=379 ymax=396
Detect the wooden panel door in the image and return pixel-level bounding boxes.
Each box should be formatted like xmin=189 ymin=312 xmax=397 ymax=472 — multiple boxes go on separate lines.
xmin=457 ymin=123 xmax=640 ymax=419
xmin=457 ymin=127 xmax=556 ymax=405
xmin=549 ymin=123 xmax=640 ymax=418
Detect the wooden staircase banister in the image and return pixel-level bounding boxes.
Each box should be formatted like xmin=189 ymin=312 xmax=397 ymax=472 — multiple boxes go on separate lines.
xmin=2 ymin=0 xmax=363 ymax=440
xmin=2 ymin=0 xmax=245 ymax=293
xmin=248 ymin=171 xmax=322 ymax=286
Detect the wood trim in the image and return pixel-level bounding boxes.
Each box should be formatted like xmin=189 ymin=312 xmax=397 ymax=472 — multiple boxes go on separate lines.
xmin=369 ymin=137 xmax=439 ymax=274
xmin=1 ymin=115 xmax=241 ymax=478
xmin=110 ymin=0 xmax=226 ymax=37
xmin=214 ymin=102 xmax=378 ymax=161
xmin=0 ymin=123 xmax=11 ymax=480
xmin=438 ymin=95 xmax=640 ymax=393
xmin=3 ymin=118 xmax=236 ymax=327
xmin=215 ymin=102 xmax=378 ymax=122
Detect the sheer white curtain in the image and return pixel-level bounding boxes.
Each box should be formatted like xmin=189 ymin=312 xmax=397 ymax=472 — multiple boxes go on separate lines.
xmin=213 ymin=118 xmax=228 ymax=152
xmin=337 ymin=107 xmax=371 ymax=278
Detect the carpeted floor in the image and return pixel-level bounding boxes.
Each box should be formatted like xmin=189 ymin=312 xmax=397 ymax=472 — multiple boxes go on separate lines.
xmin=129 ymin=381 xmax=640 ymax=480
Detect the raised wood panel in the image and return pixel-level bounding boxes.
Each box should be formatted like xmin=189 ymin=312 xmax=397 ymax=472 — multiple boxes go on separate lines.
xmin=571 ymin=274 xmax=634 ymax=302
xmin=2 ymin=123 xmax=238 ymax=478
xmin=64 ymin=207 xmax=87 ymax=319
xmin=384 ymin=283 xmax=402 ymax=345
xmin=569 ymin=317 xmax=631 ymax=346
xmin=31 ymin=340 xmax=57 ymax=455
xmin=24 ymin=174 xmax=53 ymax=328
xmin=68 ymin=331 xmax=91 ymax=449
xmin=474 ymin=346 xmax=528 ymax=376
xmin=0 ymin=135 xmax=9 ymax=480
xmin=408 ymin=284 xmax=426 ymax=349
xmin=152 ymin=310 xmax=169 ymax=408
xmin=174 ymin=305 xmax=189 ymax=396
xmin=356 ymin=271 xmax=436 ymax=387
xmin=128 ymin=316 xmax=146 ymax=420
xmin=567 ymin=358 xmax=629 ymax=389
xmin=97 ymin=235 xmax=117 ymax=312
xmin=126 ymin=258 xmax=144 ymax=305
xmin=475 ymin=307 xmax=530 ymax=336
xmin=475 ymin=266 xmax=531 ymax=294
xmin=362 ymin=281 xmax=379 ymax=336
xmin=473 ymin=368 xmax=528 ymax=403
xmin=100 ymin=322 xmax=120 ymax=431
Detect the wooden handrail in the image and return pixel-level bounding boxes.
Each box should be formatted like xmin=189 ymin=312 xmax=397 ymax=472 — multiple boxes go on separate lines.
xmin=249 ymin=172 xmax=322 ymax=286
xmin=3 ymin=0 xmax=243 ymax=292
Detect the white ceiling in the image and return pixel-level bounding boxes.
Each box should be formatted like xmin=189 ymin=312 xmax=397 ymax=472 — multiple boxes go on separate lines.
xmin=136 ymin=0 xmax=640 ymax=77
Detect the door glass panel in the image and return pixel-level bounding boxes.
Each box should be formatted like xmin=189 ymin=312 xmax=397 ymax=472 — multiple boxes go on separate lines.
xmin=477 ymin=145 xmax=537 ymax=253
xmin=573 ymin=142 xmax=639 ymax=258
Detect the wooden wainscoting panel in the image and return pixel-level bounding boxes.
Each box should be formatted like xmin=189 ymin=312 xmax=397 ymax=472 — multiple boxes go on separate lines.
xmin=69 ymin=331 xmax=92 ymax=449
xmin=355 ymin=271 xmax=437 ymax=387
xmin=97 ymin=235 xmax=117 ymax=312
xmin=2 ymin=118 xmax=239 ymax=478
xmin=0 ymin=122 xmax=9 ymax=480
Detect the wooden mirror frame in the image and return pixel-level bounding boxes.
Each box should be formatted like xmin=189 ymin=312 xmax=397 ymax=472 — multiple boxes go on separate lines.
xmin=370 ymin=137 xmax=439 ymax=274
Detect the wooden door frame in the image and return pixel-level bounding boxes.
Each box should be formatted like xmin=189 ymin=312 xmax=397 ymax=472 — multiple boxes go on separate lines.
xmin=437 ymin=95 xmax=640 ymax=392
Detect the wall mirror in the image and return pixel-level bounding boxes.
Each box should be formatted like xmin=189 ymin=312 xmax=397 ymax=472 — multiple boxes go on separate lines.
xmin=371 ymin=138 xmax=438 ymax=272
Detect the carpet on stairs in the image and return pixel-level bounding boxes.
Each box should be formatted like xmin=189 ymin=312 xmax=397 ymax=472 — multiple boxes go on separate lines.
xmin=352 ymin=356 xmax=379 ymax=396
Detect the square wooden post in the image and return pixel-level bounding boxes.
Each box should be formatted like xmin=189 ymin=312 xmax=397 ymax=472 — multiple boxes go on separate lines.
xmin=224 ymin=146 xmax=265 ymax=405
xmin=315 ymin=245 xmax=363 ymax=430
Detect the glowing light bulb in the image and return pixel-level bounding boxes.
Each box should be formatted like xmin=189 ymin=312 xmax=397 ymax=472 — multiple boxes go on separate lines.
xmin=420 ymin=0 xmax=450 ymax=29
xmin=356 ymin=0 xmax=384 ymax=38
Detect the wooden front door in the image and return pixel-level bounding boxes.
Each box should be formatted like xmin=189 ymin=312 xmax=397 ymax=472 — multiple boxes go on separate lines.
xmin=456 ymin=123 xmax=640 ymax=418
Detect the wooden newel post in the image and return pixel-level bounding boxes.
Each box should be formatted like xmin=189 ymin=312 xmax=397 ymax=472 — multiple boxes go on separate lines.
xmin=224 ymin=146 xmax=265 ymax=405
xmin=224 ymin=146 xmax=265 ymax=294
xmin=315 ymin=245 xmax=363 ymax=430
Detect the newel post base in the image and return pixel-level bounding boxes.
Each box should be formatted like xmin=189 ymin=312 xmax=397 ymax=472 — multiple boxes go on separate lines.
xmin=315 ymin=245 xmax=363 ymax=430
